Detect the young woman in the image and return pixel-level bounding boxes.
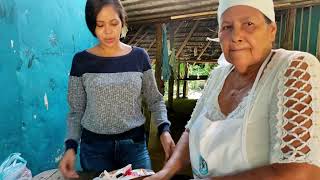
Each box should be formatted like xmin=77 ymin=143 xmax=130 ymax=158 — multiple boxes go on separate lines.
xmin=59 ymin=0 xmax=175 ymax=178
xmin=147 ymin=0 xmax=320 ymax=179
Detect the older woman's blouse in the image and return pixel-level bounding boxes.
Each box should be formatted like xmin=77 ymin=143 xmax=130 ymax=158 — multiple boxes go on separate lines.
xmin=186 ymin=48 xmax=320 ymax=177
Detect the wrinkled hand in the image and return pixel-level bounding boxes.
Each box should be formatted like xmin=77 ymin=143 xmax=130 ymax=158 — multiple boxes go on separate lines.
xmin=59 ymin=149 xmax=79 ymax=179
xmin=160 ymin=132 xmax=175 ymax=162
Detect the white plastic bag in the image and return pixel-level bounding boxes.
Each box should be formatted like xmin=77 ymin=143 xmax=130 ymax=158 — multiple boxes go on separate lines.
xmin=0 ymin=153 xmax=32 ymax=180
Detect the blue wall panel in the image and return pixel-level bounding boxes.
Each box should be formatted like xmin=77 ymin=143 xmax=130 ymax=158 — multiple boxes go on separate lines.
xmin=0 ymin=0 xmax=96 ymax=174
xmin=277 ymin=5 xmax=320 ymax=56
xmin=0 ymin=0 xmax=23 ymax=163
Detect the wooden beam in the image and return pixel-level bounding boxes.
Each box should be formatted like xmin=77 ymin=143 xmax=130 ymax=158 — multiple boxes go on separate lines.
xmin=134 ymin=31 xmax=149 ymax=46
xmin=147 ymin=39 xmax=156 ymax=52
xmin=128 ymin=25 xmax=145 ymax=45
xmin=174 ymin=21 xmax=185 ymax=35
xmin=152 ymin=59 xmax=218 ymax=64
xmin=171 ymin=11 xmax=217 ymax=20
xmin=155 ymin=24 xmax=164 ymax=95
xmin=179 ymin=59 xmax=218 ymax=64
xmin=126 ymin=1 xmax=216 ymax=23
xmin=176 ymin=20 xmax=200 ymax=58
xmin=178 ymin=75 xmax=208 ymax=81
xmin=281 ymin=8 xmax=296 ymax=50
xmin=197 ymin=41 xmax=212 ymax=60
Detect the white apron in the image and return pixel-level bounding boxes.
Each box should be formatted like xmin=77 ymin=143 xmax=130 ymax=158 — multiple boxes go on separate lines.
xmin=189 ymin=53 xmax=273 ymax=178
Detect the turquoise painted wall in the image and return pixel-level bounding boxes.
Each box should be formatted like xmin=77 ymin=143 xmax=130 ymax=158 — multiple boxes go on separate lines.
xmin=0 ymin=0 xmax=96 ymax=174
xmin=0 ymin=0 xmax=22 ymax=164
xmin=276 ymin=5 xmax=320 ymax=56
xmin=293 ymin=5 xmax=320 ymax=55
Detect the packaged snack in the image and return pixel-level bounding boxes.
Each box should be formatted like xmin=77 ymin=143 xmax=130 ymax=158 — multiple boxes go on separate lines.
xmin=93 ymin=164 xmax=155 ymax=180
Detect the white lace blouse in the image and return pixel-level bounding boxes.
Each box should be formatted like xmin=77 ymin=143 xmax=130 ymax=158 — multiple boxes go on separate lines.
xmin=186 ymin=49 xmax=320 ymax=169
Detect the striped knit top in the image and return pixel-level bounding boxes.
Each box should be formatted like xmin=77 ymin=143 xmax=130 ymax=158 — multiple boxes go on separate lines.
xmin=65 ymin=47 xmax=170 ymax=151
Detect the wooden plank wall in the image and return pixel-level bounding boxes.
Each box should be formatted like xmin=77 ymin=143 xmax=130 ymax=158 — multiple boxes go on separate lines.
xmin=276 ymin=5 xmax=320 ymax=58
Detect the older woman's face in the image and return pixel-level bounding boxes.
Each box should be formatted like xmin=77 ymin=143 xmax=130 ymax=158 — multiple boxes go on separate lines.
xmin=219 ymin=6 xmax=277 ymax=73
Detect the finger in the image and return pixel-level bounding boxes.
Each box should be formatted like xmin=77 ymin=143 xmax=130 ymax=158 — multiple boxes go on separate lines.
xmin=171 ymin=140 xmax=176 ymax=147
xmin=170 ymin=141 xmax=175 ymax=148
xmin=60 ymin=168 xmax=67 ymax=177
xmin=65 ymin=170 xmax=79 ymax=178
xmin=70 ymin=171 xmax=80 ymax=178
xmin=170 ymin=143 xmax=176 ymax=153
xmin=59 ymin=155 xmax=78 ymax=178
xmin=59 ymin=162 xmax=68 ymax=177
xmin=66 ymin=167 xmax=78 ymax=178
xmin=164 ymin=150 xmax=170 ymax=161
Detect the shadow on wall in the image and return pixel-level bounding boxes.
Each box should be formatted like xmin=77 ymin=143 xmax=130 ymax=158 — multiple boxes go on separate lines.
xmin=0 ymin=0 xmax=96 ymax=174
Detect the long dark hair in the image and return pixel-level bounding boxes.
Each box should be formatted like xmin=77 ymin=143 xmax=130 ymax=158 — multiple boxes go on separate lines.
xmin=85 ymin=0 xmax=127 ymax=37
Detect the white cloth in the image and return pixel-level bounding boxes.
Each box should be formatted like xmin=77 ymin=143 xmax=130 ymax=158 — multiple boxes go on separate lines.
xmin=217 ymin=53 xmax=230 ymax=67
xmin=186 ymin=49 xmax=320 ymax=178
xmin=217 ymin=0 xmax=275 ymax=26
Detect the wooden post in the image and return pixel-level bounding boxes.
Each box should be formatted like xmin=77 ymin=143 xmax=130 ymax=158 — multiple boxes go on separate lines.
xmin=168 ymin=22 xmax=175 ymax=109
xmin=155 ymin=23 xmax=164 ymax=95
xmin=182 ymin=63 xmax=188 ymax=98
xmin=148 ymin=24 xmax=165 ymax=172
xmin=176 ymin=63 xmax=180 ymax=98
xmin=281 ymin=8 xmax=296 ymax=50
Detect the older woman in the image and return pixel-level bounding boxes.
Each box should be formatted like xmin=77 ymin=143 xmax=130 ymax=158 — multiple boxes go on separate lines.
xmin=145 ymin=0 xmax=320 ymax=179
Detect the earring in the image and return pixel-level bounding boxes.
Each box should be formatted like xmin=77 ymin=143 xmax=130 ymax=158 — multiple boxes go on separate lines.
xmin=121 ymin=26 xmax=128 ymax=38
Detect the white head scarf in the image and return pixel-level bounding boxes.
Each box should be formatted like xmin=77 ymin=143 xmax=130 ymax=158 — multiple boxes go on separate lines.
xmin=217 ymin=0 xmax=275 ymax=26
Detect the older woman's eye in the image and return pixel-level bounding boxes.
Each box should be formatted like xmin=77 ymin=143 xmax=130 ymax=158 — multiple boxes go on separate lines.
xmin=222 ymin=25 xmax=231 ymax=31
xmin=247 ymin=22 xmax=254 ymax=26
xmin=96 ymin=24 xmax=103 ymax=28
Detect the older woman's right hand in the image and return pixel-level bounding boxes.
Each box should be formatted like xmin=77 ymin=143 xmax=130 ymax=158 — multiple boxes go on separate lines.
xmin=59 ymin=149 xmax=79 ymax=179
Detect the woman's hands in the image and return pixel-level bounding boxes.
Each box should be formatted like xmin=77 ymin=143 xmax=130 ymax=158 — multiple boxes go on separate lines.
xmin=160 ymin=131 xmax=175 ymax=162
xmin=59 ymin=149 xmax=79 ymax=179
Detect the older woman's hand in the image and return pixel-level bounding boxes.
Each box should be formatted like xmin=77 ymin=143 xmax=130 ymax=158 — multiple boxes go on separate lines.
xmin=144 ymin=169 xmax=172 ymax=180
xmin=160 ymin=132 xmax=175 ymax=162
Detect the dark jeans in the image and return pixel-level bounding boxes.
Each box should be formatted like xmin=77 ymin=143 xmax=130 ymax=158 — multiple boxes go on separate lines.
xmin=79 ymin=126 xmax=151 ymax=172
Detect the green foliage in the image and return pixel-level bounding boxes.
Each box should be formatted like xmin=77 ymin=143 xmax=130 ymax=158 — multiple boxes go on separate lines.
xmin=188 ymin=63 xmax=216 ymax=76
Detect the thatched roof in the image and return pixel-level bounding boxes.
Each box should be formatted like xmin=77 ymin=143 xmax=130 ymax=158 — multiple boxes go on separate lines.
xmin=124 ymin=19 xmax=220 ymax=62
xmin=122 ymin=0 xmax=320 ymax=62
xmin=122 ymin=0 xmax=320 ymax=24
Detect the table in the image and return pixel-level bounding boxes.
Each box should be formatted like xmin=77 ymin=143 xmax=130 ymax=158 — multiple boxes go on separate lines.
xmin=32 ymin=169 xmax=98 ymax=180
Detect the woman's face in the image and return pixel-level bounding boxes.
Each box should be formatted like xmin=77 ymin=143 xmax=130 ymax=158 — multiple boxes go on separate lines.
xmin=95 ymin=5 xmax=122 ymax=48
xmin=219 ymin=6 xmax=277 ymax=73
